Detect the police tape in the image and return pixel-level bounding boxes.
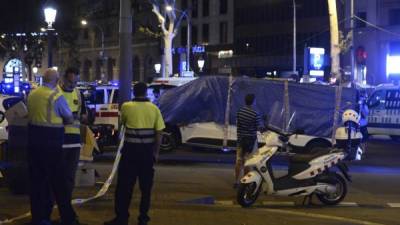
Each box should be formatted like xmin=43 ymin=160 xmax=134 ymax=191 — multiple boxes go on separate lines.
xmin=0 ymin=127 xmax=126 ymax=225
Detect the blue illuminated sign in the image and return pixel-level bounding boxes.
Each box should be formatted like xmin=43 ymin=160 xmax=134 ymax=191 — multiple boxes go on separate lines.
xmin=307 ymin=47 xmax=325 ymax=77
xmin=173 ymin=45 xmax=205 ymax=55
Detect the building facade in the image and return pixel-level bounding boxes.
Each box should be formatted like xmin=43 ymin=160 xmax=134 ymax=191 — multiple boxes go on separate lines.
xmin=346 ymin=0 xmax=400 ymax=85
xmin=58 ymin=0 xmax=161 ymax=82
xmin=225 ymin=0 xmax=331 ymax=77
xmin=173 ymin=0 xmax=234 ymax=74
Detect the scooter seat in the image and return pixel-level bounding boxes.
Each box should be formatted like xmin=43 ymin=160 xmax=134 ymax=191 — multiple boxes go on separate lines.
xmin=290 ymin=148 xmax=332 ymax=163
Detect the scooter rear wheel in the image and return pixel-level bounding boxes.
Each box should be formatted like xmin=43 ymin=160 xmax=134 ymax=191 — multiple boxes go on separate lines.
xmin=237 ymin=182 xmax=261 ymax=207
xmin=316 ymin=173 xmax=347 ymax=205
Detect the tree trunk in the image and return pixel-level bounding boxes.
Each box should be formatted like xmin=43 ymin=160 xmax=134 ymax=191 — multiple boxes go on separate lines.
xmin=163 ymin=35 xmax=174 ymax=77
xmin=328 ymin=0 xmax=341 ymax=82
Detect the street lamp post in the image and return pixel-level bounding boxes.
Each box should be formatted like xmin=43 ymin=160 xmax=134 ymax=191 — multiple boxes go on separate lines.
xmin=81 ymin=19 xmax=106 ymax=80
xmin=44 ymin=5 xmax=57 ymax=68
xmin=81 ymin=20 xmax=105 ymax=59
xmin=293 ymin=0 xmax=297 ymax=75
xmin=166 ymin=6 xmax=191 ymax=72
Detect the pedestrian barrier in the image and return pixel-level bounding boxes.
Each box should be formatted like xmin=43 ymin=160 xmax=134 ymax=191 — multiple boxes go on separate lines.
xmin=0 ymin=127 xmax=125 ymax=225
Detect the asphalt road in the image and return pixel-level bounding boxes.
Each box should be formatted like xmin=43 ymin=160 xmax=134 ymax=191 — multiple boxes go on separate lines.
xmin=0 ymin=137 xmax=399 ymax=225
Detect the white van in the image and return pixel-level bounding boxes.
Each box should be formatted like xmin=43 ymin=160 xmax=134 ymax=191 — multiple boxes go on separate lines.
xmin=367 ymin=84 xmax=400 ymax=140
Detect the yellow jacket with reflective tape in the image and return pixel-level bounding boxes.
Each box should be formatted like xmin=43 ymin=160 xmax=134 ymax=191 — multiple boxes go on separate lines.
xmin=58 ymin=86 xmax=82 ymax=134
xmin=27 ymin=86 xmax=63 ymax=127
xmin=121 ymin=100 xmax=165 ymax=144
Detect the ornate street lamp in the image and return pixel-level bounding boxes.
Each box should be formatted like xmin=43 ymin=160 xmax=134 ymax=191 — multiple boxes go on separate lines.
xmin=154 ymin=63 xmax=161 ymax=74
xmin=43 ymin=3 xmax=57 ymax=68
xmin=197 ymin=58 xmax=205 ymax=72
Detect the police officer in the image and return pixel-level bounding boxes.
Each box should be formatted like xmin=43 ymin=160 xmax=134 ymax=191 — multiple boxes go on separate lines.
xmin=27 ymin=68 xmax=79 ymax=225
xmin=105 ymin=82 xmax=165 ymax=225
xmin=58 ymin=67 xmax=87 ymax=217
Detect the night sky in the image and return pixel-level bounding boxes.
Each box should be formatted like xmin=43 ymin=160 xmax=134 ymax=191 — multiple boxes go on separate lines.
xmin=0 ymin=0 xmax=78 ymax=33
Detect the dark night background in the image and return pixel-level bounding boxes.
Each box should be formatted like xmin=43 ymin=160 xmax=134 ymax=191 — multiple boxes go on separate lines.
xmin=0 ymin=0 xmax=78 ymax=33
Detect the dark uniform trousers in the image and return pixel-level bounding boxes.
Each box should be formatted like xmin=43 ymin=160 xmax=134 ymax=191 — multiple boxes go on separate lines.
xmin=115 ymin=142 xmax=155 ymax=223
xmin=28 ymin=125 xmax=77 ymax=225
xmin=62 ymin=134 xmax=81 ymax=204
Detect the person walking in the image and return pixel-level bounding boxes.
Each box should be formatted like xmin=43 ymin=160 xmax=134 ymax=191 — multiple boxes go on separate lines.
xmin=104 ymin=82 xmax=165 ymax=225
xmin=27 ymin=68 xmax=79 ymax=225
xmin=234 ymin=94 xmax=262 ymax=188
xmin=58 ymin=67 xmax=87 ymax=212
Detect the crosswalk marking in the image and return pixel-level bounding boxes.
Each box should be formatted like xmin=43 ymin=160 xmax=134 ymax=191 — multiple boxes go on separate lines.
xmin=388 ymin=203 xmax=400 ymax=208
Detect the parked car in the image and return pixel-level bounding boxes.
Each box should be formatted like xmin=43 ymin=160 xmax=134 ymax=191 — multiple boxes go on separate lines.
xmin=367 ymin=83 xmax=400 ymax=141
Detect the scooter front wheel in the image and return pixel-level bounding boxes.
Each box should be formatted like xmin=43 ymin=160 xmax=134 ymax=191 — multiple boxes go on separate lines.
xmin=316 ymin=173 xmax=347 ymax=205
xmin=237 ymin=182 xmax=261 ymax=207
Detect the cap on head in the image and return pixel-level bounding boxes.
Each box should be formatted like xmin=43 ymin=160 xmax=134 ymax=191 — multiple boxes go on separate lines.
xmin=43 ymin=68 xmax=59 ymax=84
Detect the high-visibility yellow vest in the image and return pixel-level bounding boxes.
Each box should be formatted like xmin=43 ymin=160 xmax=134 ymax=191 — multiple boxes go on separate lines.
xmin=27 ymin=86 xmax=63 ymax=127
xmin=120 ymin=100 xmax=165 ymax=144
xmin=58 ymin=86 xmax=81 ymax=134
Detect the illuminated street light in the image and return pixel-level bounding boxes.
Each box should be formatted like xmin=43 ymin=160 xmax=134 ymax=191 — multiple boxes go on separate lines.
xmin=32 ymin=67 xmax=38 ymax=74
xmin=81 ymin=19 xmax=88 ymax=26
xmin=165 ymin=5 xmax=173 ymax=12
xmin=154 ymin=63 xmax=161 ymax=74
xmin=44 ymin=7 xmax=57 ymax=29
xmin=197 ymin=58 xmax=205 ymax=72
xmin=43 ymin=2 xmax=57 ymax=68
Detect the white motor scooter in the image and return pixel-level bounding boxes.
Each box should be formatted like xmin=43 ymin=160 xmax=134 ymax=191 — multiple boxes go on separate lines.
xmin=237 ymin=109 xmax=363 ymax=207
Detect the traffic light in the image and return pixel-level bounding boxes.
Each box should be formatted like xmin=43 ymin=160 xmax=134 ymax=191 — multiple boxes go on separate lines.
xmin=356 ymin=46 xmax=367 ymax=65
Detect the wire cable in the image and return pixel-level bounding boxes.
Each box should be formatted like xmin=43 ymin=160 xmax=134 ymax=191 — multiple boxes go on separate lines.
xmin=353 ymin=15 xmax=400 ymax=39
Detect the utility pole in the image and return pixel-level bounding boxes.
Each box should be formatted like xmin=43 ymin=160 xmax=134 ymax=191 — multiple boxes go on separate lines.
xmin=118 ymin=0 xmax=133 ymax=105
xmin=293 ymin=0 xmax=297 ymax=75
xmin=186 ymin=11 xmax=191 ymax=72
xmin=47 ymin=29 xmax=54 ymax=68
xmin=328 ymin=0 xmax=341 ymax=82
xmin=350 ymin=0 xmax=355 ymax=83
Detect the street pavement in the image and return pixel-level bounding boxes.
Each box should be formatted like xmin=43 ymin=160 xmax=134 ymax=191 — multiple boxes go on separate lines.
xmin=0 ymin=137 xmax=399 ymax=225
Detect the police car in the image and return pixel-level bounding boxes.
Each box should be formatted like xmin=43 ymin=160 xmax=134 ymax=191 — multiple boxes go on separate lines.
xmin=78 ymin=83 xmax=120 ymax=148
xmin=367 ymin=83 xmax=400 ymax=140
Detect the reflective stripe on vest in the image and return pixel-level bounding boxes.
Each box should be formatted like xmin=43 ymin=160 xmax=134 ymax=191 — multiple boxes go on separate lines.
xmin=125 ymin=128 xmax=156 ymax=144
xmin=59 ymin=86 xmax=82 ymax=134
xmin=62 ymin=143 xmax=82 ymax=148
xmin=28 ymin=86 xmax=63 ymax=128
